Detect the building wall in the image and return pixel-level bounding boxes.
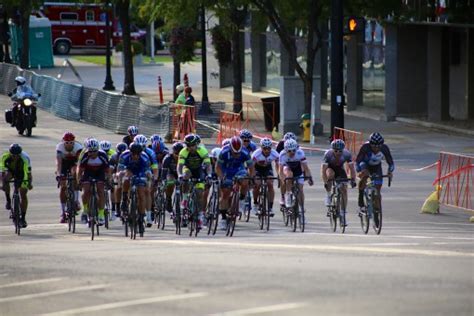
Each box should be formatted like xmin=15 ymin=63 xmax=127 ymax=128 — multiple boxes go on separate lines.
xmin=449 ymin=28 xmax=469 ymax=120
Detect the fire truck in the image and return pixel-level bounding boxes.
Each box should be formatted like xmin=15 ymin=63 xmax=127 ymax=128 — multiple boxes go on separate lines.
xmin=36 ymin=2 xmax=146 ymax=55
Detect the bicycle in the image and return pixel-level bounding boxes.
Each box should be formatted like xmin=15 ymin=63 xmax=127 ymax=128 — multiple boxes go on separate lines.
xmin=128 ymin=175 xmax=145 ymax=239
xmin=327 ymin=178 xmax=351 ymax=233
xmin=179 ymin=178 xmax=202 ymax=237
xmin=359 ymin=174 xmax=391 ymax=235
xmin=104 ymin=181 xmax=112 ymax=230
xmin=173 ymin=179 xmax=182 ymax=235
xmin=283 ymin=176 xmax=312 ymax=232
xmin=205 ymin=178 xmax=220 ymax=236
xmin=226 ymin=177 xmax=253 ymax=237
xmin=88 ymin=179 xmax=100 ymax=241
xmin=239 ymin=190 xmax=252 ymax=222
xmin=8 ymin=179 xmax=22 ymax=235
xmin=255 ymin=176 xmax=278 ymax=232
xmin=57 ymin=173 xmax=77 ymax=233
xmin=153 ymin=180 xmax=167 ymax=230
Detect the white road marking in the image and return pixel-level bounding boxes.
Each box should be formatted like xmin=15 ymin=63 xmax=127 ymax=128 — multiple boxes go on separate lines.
xmin=139 ymin=239 xmax=474 ymax=258
xmin=41 ymin=292 xmax=208 ymax=315
xmin=0 ymin=284 xmax=108 ymax=303
xmin=0 ymin=277 xmax=62 ymax=289
xmin=209 ymin=302 xmax=308 ymax=316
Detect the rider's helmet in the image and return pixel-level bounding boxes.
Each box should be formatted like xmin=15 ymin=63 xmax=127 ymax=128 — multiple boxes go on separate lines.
xmin=152 ymin=140 xmax=165 ymax=152
xmin=331 ymin=139 xmax=345 ymax=151
xmin=127 ymin=125 xmax=139 ymax=136
xmin=87 ymin=138 xmax=100 ymax=151
xmin=195 ymin=134 xmax=201 ymax=145
xmin=260 ymin=138 xmax=273 ymax=149
xmin=184 ymin=134 xmax=199 ymax=147
xmin=222 ymin=138 xmax=231 ymax=147
xmin=283 ymin=132 xmax=297 ymax=141
xmin=9 ymin=143 xmax=22 ymax=155
xmin=230 ymin=136 xmax=243 ymax=153
xmin=369 ymin=132 xmax=384 ymax=146
xmin=62 ymin=131 xmax=75 ymax=142
xmin=284 ymin=139 xmax=298 ymax=152
xmin=210 ymin=147 xmax=222 ymax=159
xmin=99 ymin=140 xmax=112 ymax=152
xmin=116 ymin=142 xmax=128 ymax=153
xmin=172 ymin=142 xmax=184 ymax=154
xmin=239 ymin=129 xmax=253 ymax=140
xmin=15 ymin=76 xmax=26 ymax=86
xmin=133 ymin=134 xmax=148 ymax=147
xmin=150 ymin=134 xmax=163 ymax=144
xmin=129 ymin=142 xmax=143 ymax=154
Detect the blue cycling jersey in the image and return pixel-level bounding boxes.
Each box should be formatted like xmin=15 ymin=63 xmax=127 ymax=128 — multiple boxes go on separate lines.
xmin=218 ymin=145 xmax=253 ymax=177
xmin=244 ymin=141 xmax=257 ymax=153
xmin=143 ymin=147 xmax=158 ymax=169
xmin=118 ymin=151 xmax=151 ymax=176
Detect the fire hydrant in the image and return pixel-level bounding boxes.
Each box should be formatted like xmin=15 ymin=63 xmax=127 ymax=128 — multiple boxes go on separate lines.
xmin=300 ymin=113 xmax=311 ymax=142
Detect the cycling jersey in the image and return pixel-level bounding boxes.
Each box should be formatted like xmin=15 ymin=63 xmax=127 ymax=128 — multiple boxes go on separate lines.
xmin=109 ymin=152 xmax=122 ymax=172
xmin=276 ymin=140 xmax=285 ymax=153
xmin=118 ymin=151 xmax=151 ymax=176
xmin=355 ymin=143 xmax=395 ymax=173
xmin=178 ymin=146 xmax=210 ymax=171
xmin=104 ymin=149 xmax=116 ymax=160
xmin=0 ymin=151 xmax=31 ymax=181
xmin=323 ymin=149 xmax=352 ymax=179
xmin=79 ymin=150 xmax=109 ymax=182
xmin=143 ymin=147 xmax=158 ymax=170
xmin=279 ymin=149 xmax=307 ymax=177
xmin=56 ymin=141 xmax=83 ymax=175
xmin=243 ymin=141 xmax=257 ymax=153
xmin=218 ymin=146 xmax=253 ymax=179
xmin=252 ymin=148 xmax=279 ymax=176
xmin=161 ymin=154 xmax=178 ymax=179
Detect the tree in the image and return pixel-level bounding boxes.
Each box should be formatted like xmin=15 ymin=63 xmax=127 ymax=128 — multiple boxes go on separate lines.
xmin=116 ymin=0 xmax=136 ymax=95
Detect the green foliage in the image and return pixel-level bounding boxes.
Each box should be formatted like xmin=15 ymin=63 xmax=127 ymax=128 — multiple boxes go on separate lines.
xmin=210 ymin=25 xmax=232 ymax=67
xmin=115 ymin=40 xmax=144 ymax=55
xmin=169 ymin=26 xmax=196 ymax=63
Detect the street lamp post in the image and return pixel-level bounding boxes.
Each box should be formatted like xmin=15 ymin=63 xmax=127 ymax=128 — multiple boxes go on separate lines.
xmin=198 ymin=4 xmax=212 ymax=115
xmin=330 ymin=0 xmax=344 ymax=136
xmin=103 ymin=0 xmax=115 ymax=91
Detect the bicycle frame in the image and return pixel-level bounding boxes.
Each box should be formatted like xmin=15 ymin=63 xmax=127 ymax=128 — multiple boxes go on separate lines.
xmin=8 ymin=179 xmax=22 ymax=235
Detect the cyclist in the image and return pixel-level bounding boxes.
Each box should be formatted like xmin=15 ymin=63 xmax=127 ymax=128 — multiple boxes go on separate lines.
xmin=100 ymin=140 xmax=116 ymax=160
xmin=216 ymin=136 xmax=254 ymax=230
xmin=110 ymin=142 xmax=128 ymax=218
xmin=56 ymin=132 xmax=83 ymax=223
xmin=251 ymin=138 xmax=279 ymax=216
xmin=77 ymin=138 xmax=110 ymax=225
xmin=277 ymin=132 xmax=297 ymax=205
xmin=321 ymin=139 xmax=356 ymax=222
xmin=279 ymin=139 xmax=314 ymax=209
xmin=177 ymin=134 xmax=212 ymax=229
xmin=118 ymin=142 xmax=151 ymax=235
xmin=0 ymin=144 xmax=32 ymax=228
xmin=122 ymin=125 xmax=139 ymax=146
xmin=239 ymin=129 xmax=257 ymax=154
xmin=134 ymin=134 xmax=158 ymax=227
xmin=355 ymin=132 xmax=394 ymax=212
xmin=161 ymin=142 xmax=184 ymax=215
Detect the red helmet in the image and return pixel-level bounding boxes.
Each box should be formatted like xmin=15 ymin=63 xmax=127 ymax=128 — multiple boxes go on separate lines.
xmin=62 ymin=132 xmax=75 ymax=142
xmin=230 ymin=136 xmax=242 ymax=153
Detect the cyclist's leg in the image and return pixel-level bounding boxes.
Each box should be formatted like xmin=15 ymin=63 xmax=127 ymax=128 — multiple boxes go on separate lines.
xmin=357 ymin=169 xmax=369 ymax=207
xmin=137 ymin=186 xmax=147 ymax=215
xmin=2 ymin=171 xmax=12 ymax=209
xmin=267 ymin=178 xmax=275 ymax=214
xmin=283 ymin=167 xmax=294 ymax=206
xmin=96 ymin=181 xmax=106 ymax=222
xmin=165 ymin=175 xmax=176 ymax=212
xmin=81 ymin=182 xmax=91 ymax=214
xmin=335 ymin=167 xmax=348 ymax=213
xmin=252 ymin=177 xmax=261 ymax=213
xmin=324 ymin=167 xmax=335 ymax=205
xmin=219 ymin=179 xmax=232 ymax=227
xmin=19 ymin=186 xmax=28 ymax=226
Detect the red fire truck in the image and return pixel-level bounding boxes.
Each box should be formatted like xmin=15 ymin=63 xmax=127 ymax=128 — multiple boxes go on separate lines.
xmin=36 ymin=2 xmax=146 ymax=55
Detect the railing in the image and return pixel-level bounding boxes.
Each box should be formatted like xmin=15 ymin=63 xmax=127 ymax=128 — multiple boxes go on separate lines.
xmin=169 ymin=104 xmax=195 ymax=142
xmin=333 ymin=127 xmax=364 ymax=158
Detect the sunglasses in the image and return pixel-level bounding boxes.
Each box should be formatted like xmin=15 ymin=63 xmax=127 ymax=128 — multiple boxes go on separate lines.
xmin=334 ymin=149 xmax=342 ymax=153
xmin=89 ymin=150 xmax=98 ymax=154
xmin=287 ymin=150 xmax=295 ymax=153
xmin=64 ymin=141 xmax=74 ymax=145
xmin=262 ymin=147 xmax=271 ymax=150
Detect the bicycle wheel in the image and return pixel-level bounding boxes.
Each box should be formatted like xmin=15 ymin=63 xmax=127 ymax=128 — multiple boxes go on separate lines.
xmin=360 ymin=193 xmax=371 ymax=234
xmin=244 ymin=193 xmax=251 ymax=223
xmin=206 ymin=190 xmax=214 ymax=235
xmin=329 ymin=206 xmax=337 ymax=232
xmin=258 ymin=194 xmax=264 ymax=230
xmin=13 ymin=193 xmax=21 ymax=235
xmin=174 ymin=194 xmax=181 ymax=235
xmin=211 ymin=191 xmax=219 ymax=236
xmin=282 ymin=206 xmax=289 ymax=226
xmin=138 ymin=214 xmax=144 ymax=238
xmin=299 ymin=203 xmax=305 ymax=233
xmin=292 ymin=200 xmax=297 ymax=232
xmin=336 ymin=193 xmax=346 ymax=233
xmin=90 ymin=196 xmax=96 ymax=241
xmin=373 ymin=195 xmax=383 ymax=234
xmin=160 ymin=197 xmax=166 ymax=230
xmin=130 ymin=193 xmax=137 ymax=240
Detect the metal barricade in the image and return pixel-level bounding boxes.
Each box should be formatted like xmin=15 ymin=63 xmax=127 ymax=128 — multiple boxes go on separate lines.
xmin=169 ymin=104 xmax=195 ymax=142
xmin=217 ymin=110 xmax=241 ymax=145
xmin=333 ymin=127 xmax=364 ymax=158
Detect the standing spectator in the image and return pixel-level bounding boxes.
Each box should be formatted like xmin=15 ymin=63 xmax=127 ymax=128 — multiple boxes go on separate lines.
xmin=175 ymin=84 xmax=185 ymax=104
xmin=184 ymin=86 xmax=195 ymax=106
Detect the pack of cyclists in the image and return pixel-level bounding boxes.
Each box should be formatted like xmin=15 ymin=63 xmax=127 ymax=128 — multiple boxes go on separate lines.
xmin=2 ymin=125 xmax=394 ymax=235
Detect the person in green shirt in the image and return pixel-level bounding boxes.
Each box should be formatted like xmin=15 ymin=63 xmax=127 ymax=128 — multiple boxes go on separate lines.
xmin=174 ymin=84 xmax=186 ymax=104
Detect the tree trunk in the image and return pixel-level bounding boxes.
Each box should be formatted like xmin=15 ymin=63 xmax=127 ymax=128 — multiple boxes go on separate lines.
xmin=3 ymin=8 xmax=11 ymax=63
xmin=231 ymin=27 xmax=242 ymax=115
xmin=173 ymin=59 xmax=180 ymax=101
xmin=20 ymin=0 xmax=32 ymax=69
xmin=117 ymin=0 xmax=136 ymax=95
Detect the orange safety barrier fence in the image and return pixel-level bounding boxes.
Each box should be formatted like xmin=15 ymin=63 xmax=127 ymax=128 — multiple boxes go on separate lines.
xmin=170 ymin=104 xmax=195 ymax=142
xmin=333 ymin=127 xmax=364 ymax=158
xmin=217 ymin=110 xmax=241 ymax=145
xmin=435 ymin=152 xmax=473 ymax=211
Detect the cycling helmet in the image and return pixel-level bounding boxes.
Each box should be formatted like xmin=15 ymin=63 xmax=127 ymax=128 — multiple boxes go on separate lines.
xmin=15 ymin=76 xmax=26 ymax=85
xmin=222 ymin=138 xmax=231 ymax=147
xmin=87 ymin=138 xmax=99 ymax=151
xmin=100 ymin=140 xmax=112 ymax=152
xmin=152 ymin=140 xmax=165 ymax=152
xmin=150 ymin=134 xmax=163 ymax=144
xmin=130 ymin=142 xmax=143 ymax=154
xmin=239 ymin=129 xmax=253 ymax=140
xmin=331 ymin=139 xmax=345 ymax=151
xmin=283 ymin=132 xmax=297 ymax=141
xmin=172 ymin=142 xmax=184 ymax=154
xmin=369 ymin=132 xmax=384 ymax=146
xmin=133 ymin=134 xmax=148 ymax=147
xmin=195 ymin=134 xmax=201 ymax=144
xmin=62 ymin=131 xmax=75 ymax=142
xmin=127 ymin=125 xmax=139 ymax=136
xmin=260 ymin=138 xmax=273 ymax=149
xmin=9 ymin=143 xmax=22 ymax=155
xmin=284 ymin=139 xmax=298 ymax=151
xmin=116 ymin=142 xmax=128 ymax=153
xmin=210 ymin=147 xmax=222 ymax=159
xmin=184 ymin=134 xmax=198 ymax=146
xmin=230 ymin=136 xmax=242 ymax=153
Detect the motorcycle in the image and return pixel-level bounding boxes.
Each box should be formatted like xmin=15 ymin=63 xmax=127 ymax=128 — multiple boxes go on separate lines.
xmin=5 ymin=93 xmax=40 ymax=137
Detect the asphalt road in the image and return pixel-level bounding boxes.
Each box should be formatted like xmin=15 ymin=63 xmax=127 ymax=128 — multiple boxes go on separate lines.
xmin=0 ymin=95 xmax=473 ymax=316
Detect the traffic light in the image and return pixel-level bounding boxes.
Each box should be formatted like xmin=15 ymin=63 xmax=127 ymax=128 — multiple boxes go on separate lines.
xmin=345 ymin=17 xmax=365 ymax=34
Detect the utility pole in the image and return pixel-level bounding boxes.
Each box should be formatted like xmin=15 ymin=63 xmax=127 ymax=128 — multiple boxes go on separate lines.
xmin=103 ymin=0 xmax=115 ymax=91
xmin=198 ymin=4 xmax=212 ymax=114
xmin=330 ymin=0 xmax=344 ymax=136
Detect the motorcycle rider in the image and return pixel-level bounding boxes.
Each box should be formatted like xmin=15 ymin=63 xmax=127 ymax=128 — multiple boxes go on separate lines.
xmin=8 ymin=76 xmax=39 ymax=128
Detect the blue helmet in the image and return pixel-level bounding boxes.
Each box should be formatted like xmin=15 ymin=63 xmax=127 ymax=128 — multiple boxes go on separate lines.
xmin=331 ymin=139 xmax=345 ymax=151
xmin=116 ymin=142 xmax=128 ymax=153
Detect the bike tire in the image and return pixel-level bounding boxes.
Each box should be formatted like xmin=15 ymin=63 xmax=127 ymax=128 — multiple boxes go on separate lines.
xmin=360 ymin=193 xmax=371 ymax=234
xmin=291 ymin=198 xmax=297 ymax=232
xmin=206 ymin=194 xmax=213 ymax=235
xmin=230 ymin=216 xmax=236 ymax=237
xmin=329 ymin=206 xmax=337 ymax=232
xmin=283 ymin=207 xmax=289 ymax=226
xmin=299 ymin=203 xmax=305 ymax=233
xmin=90 ymin=195 xmax=96 ymax=241
xmin=130 ymin=193 xmax=137 ymax=240
xmin=14 ymin=194 xmax=21 ymax=235
xmin=335 ymin=193 xmax=343 ymax=233
xmin=373 ymin=206 xmax=383 ymax=235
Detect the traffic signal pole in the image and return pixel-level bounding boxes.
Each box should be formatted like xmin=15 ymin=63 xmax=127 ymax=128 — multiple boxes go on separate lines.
xmin=330 ymin=0 xmax=344 ymax=137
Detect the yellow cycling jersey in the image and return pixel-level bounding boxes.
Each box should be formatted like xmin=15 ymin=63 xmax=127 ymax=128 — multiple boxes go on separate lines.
xmin=178 ymin=146 xmax=210 ymax=170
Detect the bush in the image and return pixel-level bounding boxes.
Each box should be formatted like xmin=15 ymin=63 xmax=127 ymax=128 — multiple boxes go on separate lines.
xmin=210 ymin=25 xmax=231 ymax=67
xmin=169 ymin=27 xmax=196 ymax=63
xmin=115 ymin=40 xmax=144 ymax=56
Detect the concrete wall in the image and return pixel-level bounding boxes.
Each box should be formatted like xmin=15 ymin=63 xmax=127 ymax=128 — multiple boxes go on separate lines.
xmin=449 ymin=29 xmax=469 ymax=120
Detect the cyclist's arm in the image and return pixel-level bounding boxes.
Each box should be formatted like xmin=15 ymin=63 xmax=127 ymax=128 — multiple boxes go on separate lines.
xmin=215 ymin=162 xmax=223 ymax=179
xmin=302 ymin=162 xmax=312 ymax=178
xmin=0 ymin=153 xmax=8 ymax=174
xmin=321 ymin=163 xmax=328 ymax=184
xmin=56 ymin=152 xmax=62 ymax=175
xmin=347 ymin=161 xmax=356 ymax=180
xmin=381 ymin=145 xmax=395 ymax=174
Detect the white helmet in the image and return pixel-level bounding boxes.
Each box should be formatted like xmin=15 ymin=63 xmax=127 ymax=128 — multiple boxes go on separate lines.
xmin=260 ymin=138 xmax=273 ymax=149
xmin=222 ymin=138 xmax=231 ymax=147
xmin=284 ymin=139 xmax=298 ymax=151
xmin=133 ymin=134 xmax=148 ymax=147
xmin=15 ymin=76 xmax=26 ymax=85
xmin=210 ymin=147 xmax=222 ymax=159
xmin=99 ymin=140 xmax=112 ymax=152
xmin=283 ymin=132 xmax=297 ymax=141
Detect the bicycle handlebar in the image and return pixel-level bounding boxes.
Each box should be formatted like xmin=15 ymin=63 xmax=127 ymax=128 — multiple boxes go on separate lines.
xmin=284 ymin=176 xmax=312 ymax=182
